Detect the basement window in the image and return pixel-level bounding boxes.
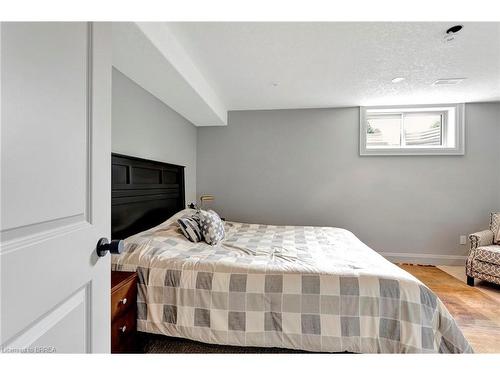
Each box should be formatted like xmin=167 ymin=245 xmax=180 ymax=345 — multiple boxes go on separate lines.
xmin=360 ymin=104 xmax=465 ymax=155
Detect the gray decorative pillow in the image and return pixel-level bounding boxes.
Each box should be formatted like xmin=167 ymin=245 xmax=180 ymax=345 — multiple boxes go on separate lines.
xmin=178 ymin=215 xmax=203 ymax=243
xmin=199 ymin=210 xmax=225 ymax=245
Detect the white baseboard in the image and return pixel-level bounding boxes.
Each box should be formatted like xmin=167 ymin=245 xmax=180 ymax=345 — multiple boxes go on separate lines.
xmin=379 ymin=252 xmax=467 ymax=266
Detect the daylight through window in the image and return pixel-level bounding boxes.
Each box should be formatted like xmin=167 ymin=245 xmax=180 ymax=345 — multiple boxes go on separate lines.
xmin=360 ymin=104 xmax=464 ymax=155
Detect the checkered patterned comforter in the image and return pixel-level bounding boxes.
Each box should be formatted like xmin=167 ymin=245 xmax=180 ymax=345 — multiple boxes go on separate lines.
xmin=111 ymin=209 xmax=472 ymax=353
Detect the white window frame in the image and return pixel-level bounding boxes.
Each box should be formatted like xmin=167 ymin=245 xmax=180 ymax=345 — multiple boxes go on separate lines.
xmin=360 ymin=103 xmax=465 ymax=156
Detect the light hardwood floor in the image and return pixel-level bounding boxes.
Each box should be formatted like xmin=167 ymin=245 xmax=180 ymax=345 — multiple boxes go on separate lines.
xmin=401 ymin=265 xmax=500 ymax=353
xmin=437 ymin=265 xmax=500 ymax=304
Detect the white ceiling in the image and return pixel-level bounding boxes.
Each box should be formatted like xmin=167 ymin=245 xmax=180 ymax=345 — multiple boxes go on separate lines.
xmin=167 ymin=22 xmax=500 ymax=111
xmin=112 ymin=23 xmax=227 ymax=126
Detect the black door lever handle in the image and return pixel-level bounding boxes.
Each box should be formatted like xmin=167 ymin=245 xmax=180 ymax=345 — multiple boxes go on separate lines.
xmin=96 ymin=238 xmax=124 ymax=257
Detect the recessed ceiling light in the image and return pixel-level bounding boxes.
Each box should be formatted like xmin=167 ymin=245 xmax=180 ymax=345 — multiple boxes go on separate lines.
xmin=391 ymin=77 xmax=405 ymax=83
xmin=432 ymin=78 xmax=466 ymax=86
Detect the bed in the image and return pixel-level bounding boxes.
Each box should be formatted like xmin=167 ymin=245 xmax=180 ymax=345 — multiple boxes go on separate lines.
xmin=110 ymin=154 xmax=472 ymax=354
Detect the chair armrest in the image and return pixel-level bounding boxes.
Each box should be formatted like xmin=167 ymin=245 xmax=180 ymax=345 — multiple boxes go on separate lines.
xmin=469 ymin=230 xmax=494 ymax=249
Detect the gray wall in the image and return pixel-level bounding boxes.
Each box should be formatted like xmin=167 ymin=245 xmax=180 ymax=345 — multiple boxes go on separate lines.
xmin=112 ymin=68 xmax=197 ymax=204
xmin=197 ymin=102 xmax=500 ymax=264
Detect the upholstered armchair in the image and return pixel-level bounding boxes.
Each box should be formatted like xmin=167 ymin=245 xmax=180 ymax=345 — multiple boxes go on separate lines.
xmin=466 ymin=212 xmax=500 ymax=286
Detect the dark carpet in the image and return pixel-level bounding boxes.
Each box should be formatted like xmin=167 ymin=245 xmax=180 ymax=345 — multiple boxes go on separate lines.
xmin=137 ymin=333 xmax=321 ymax=354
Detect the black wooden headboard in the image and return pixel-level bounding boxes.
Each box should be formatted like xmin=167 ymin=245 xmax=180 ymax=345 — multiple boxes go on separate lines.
xmin=111 ymin=153 xmax=185 ymax=239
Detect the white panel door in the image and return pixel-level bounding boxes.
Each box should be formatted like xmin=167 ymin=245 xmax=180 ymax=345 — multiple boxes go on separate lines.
xmin=0 ymin=22 xmax=111 ymax=353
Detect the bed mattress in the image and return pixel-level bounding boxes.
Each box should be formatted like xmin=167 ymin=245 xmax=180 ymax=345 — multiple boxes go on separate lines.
xmin=111 ymin=209 xmax=472 ymax=353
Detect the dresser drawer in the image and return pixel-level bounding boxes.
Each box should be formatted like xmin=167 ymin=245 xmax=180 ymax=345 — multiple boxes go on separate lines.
xmin=111 ymin=309 xmax=137 ymax=353
xmin=111 ymin=276 xmax=137 ymax=320
xmin=111 ymin=271 xmax=138 ymax=353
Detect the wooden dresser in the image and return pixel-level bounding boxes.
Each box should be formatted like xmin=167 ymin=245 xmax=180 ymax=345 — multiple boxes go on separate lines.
xmin=111 ymin=271 xmax=138 ymax=353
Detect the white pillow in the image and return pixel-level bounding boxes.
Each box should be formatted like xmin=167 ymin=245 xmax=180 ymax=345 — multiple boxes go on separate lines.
xmin=199 ymin=210 xmax=225 ymax=245
xmin=495 ymin=225 xmax=500 ymax=245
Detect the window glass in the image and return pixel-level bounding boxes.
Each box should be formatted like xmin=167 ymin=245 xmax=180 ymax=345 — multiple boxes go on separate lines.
xmin=366 ymin=116 xmax=401 ymax=148
xmin=404 ymin=114 xmax=443 ymax=146
xmin=360 ymin=104 xmax=464 ymax=156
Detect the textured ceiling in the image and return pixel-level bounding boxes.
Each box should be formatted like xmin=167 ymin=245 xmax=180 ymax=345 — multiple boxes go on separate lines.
xmin=167 ymin=22 xmax=500 ymax=110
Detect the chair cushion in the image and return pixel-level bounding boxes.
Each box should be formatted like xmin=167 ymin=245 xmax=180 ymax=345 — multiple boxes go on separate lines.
xmin=471 ymin=259 xmax=500 ymax=278
xmin=491 ymin=212 xmax=500 ymax=241
xmin=475 ymin=245 xmax=500 ymax=265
